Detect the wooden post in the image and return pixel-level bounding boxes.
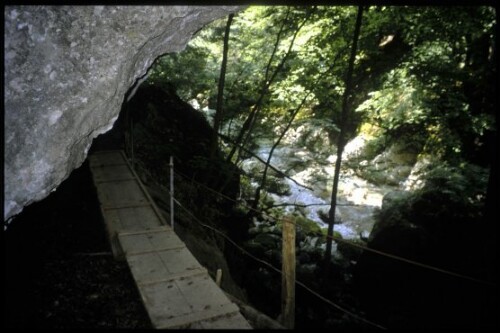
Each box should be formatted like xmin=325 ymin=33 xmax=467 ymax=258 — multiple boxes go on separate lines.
xmin=281 ymin=216 xmax=296 ymax=329
xmin=169 ymin=155 xmax=174 ymax=231
xmin=216 ymin=269 xmax=223 ymax=287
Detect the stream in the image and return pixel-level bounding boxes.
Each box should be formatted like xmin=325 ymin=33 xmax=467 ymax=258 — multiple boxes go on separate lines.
xmin=241 ymin=137 xmax=399 ymax=241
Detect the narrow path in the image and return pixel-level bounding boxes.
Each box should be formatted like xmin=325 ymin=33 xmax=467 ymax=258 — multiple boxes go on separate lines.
xmin=89 ymin=150 xmax=252 ymax=329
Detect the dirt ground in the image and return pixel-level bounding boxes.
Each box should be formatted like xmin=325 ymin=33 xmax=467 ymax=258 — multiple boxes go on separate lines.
xmin=4 ymin=161 xmax=152 ymax=329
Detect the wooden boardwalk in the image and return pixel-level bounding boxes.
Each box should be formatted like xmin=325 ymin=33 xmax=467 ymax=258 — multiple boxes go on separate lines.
xmin=88 ymin=150 xmax=252 ymax=329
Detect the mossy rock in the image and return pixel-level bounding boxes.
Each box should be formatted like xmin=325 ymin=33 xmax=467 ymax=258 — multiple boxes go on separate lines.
xmin=320 ymin=228 xmax=343 ymax=240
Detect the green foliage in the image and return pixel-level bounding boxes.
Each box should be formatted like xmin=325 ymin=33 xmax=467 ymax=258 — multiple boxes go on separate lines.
xmin=145 ymin=5 xmax=495 ymax=224
xmin=294 ymin=215 xmax=323 ymax=236
xmin=239 ymin=174 xmax=255 ymax=200
xmin=128 ymin=10 xmax=497 ymax=328
xmin=148 ymin=45 xmax=216 ymax=101
xmin=272 ymin=213 xmax=325 ymax=237
xmin=375 ymin=162 xmax=488 ymax=233
xmin=358 ymin=136 xmax=386 ymax=161
xmin=321 ymin=228 xmax=343 ymax=240
xmin=356 ymin=6 xmax=496 ymax=167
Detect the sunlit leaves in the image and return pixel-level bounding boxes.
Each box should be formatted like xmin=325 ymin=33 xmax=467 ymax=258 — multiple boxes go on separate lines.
xmin=356 ymin=5 xmax=496 ymax=166
xmin=357 ymin=66 xmax=427 ymax=132
xmin=146 ymin=4 xmax=495 ymax=172
xmin=147 ymin=45 xmax=215 ymax=101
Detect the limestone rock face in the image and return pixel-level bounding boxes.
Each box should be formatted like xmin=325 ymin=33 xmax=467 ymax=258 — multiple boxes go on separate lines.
xmin=4 ymin=5 xmax=243 ymax=222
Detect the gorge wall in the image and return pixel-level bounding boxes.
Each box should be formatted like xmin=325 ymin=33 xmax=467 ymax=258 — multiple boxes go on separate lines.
xmin=4 ymin=5 xmax=243 ymax=222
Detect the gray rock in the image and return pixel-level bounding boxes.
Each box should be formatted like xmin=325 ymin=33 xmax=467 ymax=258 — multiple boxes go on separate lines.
xmin=373 ymin=143 xmax=417 ymax=166
xmin=359 ymin=230 xmax=370 ymax=241
xmin=300 ymin=235 xmax=320 ymax=251
xmin=4 ymin=5 xmax=243 ymax=222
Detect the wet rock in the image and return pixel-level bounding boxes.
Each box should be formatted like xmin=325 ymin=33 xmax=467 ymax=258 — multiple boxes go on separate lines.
xmin=347 ymin=138 xmax=418 ymax=186
xmin=343 ymin=133 xmax=370 ymax=160
xmin=402 ymin=154 xmax=434 ymax=190
xmin=4 ymin=5 xmax=243 ymax=222
xmin=299 ymin=235 xmax=321 ymax=251
xmin=358 ymin=230 xmax=370 ymax=244
xmin=372 ymin=143 xmax=417 ymax=166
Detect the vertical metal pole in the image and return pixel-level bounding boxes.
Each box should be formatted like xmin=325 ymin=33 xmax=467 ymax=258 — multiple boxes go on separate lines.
xmin=281 ymin=216 xmax=296 ymax=329
xmin=169 ymin=155 xmax=174 ymax=231
xmin=130 ymin=116 xmax=134 ymax=165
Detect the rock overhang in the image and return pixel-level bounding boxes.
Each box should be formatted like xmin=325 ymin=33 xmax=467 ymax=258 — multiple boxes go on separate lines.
xmin=4 ymin=5 xmax=245 ymax=222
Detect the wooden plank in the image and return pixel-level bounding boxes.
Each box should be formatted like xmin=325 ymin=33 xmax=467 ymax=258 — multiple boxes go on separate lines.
xmin=157 ymin=304 xmax=242 ymax=329
xmin=89 ymin=151 xmax=251 ymax=329
xmin=141 ymin=267 xmax=209 ymax=286
xmin=98 ymin=205 xmax=122 ymax=258
xmin=100 ymin=206 xmax=163 ymax=258
xmin=102 ymin=202 xmax=151 ymax=210
xmin=124 ymin=158 xmax=170 ymax=227
xmin=120 ymin=152 xmax=170 ymax=228
xmin=125 ymin=248 xmax=204 ymax=284
xmin=88 ymin=151 xmax=126 ymax=167
xmin=175 ymin=274 xmax=233 ymax=313
xmin=137 ymin=275 xmax=240 ymax=329
xmin=117 ymin=226 xmax=171 ymax=236
xmin=139 ymin=278 xmax=193 ymax=322
xmin=156 ymin=248 xmax=204 ymax=276
xmin=118 ymin=230 xmax=185 ymax=255
xmin=190 ymin=311 xmax=253 ymax=329
xmin=91 ymin=164 xmax=135 ymax=183
xmin=103 ymin=207 xmax=163 ymax=233
xmin=97 ymin=180 xmax=148 ymax=208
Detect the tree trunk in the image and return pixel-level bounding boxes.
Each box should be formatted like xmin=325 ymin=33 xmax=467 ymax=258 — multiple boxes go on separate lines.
xmin=324 ymin=6 xmax=364 ymax=266
xmin=210 ymin=13 xmax=234 ymax=159
xmin=280 ymin=215 xmax=296 ymax=329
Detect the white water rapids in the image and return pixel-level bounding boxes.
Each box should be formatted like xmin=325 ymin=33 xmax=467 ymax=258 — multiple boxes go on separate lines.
xmin=241 ymin=136 xmax=399 ymax=240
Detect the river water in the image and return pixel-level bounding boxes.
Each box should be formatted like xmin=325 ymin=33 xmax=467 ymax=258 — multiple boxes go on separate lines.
xmin=241 ymin=136 xmax=398 ymax=240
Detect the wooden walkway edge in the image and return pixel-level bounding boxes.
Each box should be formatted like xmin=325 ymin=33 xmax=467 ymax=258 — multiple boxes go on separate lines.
xmin=88 ymin=150 xmax=252 ymax=329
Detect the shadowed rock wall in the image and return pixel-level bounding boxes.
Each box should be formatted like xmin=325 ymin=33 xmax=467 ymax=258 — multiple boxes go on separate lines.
xmin=4 ymin=5 xmax=243 ymax=222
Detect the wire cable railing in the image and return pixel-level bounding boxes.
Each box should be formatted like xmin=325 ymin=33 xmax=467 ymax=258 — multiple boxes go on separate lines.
xmin=171 ymin=167 xmax=496 ymax=288
xmin=130 ymin=156 xmax=494 ymax=330
xmin=171 ymin=195 xmax=387 ymax=330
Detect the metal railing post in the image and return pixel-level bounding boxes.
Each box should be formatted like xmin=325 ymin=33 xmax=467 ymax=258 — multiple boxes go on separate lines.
xmin=169 ymin=155 xmax=174 ymax=231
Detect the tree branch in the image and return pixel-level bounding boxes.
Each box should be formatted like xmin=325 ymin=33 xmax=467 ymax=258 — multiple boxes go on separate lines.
xmin=219 ymin=133 xmax=314 ymax=191
xmin=265 ymin=202 xmax=370 ymax=209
